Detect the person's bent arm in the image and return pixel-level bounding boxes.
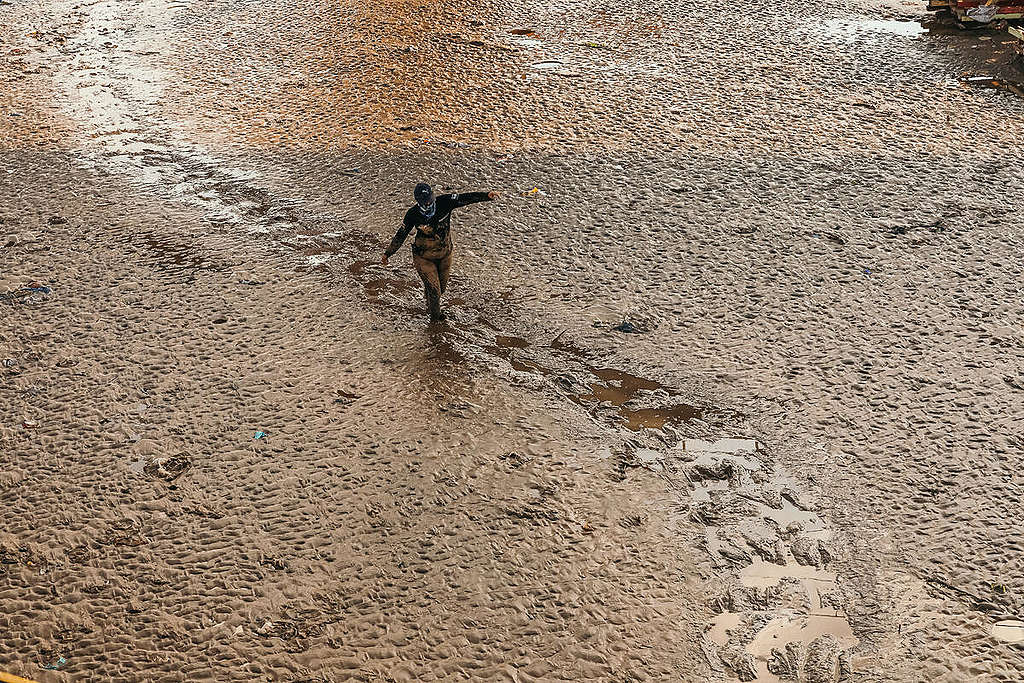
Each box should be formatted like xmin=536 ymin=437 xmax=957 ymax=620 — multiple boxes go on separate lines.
xmin=453 ymin=191 xmax=498 ymax=208
xmin=382 ymin=221 xmax=413 ymax=264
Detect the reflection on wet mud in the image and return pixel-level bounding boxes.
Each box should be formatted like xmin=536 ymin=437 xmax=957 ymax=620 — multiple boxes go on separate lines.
xmin=961 ymin=76 xmax=1024 ymax=98
xmin=314 ymin=235 xmax=701 ymax=431
xmin=231 ymin=232 xmax=695 ymax=430
xmin=687 ymin=438 xmax=858 ymax=682
xmin=820 ymin=18 xmax=927 ymax=40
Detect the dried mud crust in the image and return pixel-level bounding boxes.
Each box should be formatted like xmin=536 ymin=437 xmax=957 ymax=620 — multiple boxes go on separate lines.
xmin=0 ymin=156 xmax=710 ymax=680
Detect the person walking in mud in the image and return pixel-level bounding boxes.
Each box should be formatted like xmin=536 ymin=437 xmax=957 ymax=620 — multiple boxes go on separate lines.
xmin=382 ymin=183 xmax=499 ymax=322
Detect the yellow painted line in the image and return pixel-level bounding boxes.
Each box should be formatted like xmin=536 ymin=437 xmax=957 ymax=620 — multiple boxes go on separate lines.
xmin=0 ymin=673 xmax=40 ymax=683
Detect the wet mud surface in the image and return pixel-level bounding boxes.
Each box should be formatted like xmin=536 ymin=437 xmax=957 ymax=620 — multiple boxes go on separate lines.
xmin=3 ymin=0 xmax=1024 ymax=680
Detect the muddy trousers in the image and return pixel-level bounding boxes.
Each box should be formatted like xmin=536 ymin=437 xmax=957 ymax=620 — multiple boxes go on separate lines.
xmin=413 ymin=251 xmax=453 ymax=321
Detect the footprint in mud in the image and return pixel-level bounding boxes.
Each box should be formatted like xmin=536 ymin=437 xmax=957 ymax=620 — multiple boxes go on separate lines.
xmin=679 ymin=438 xmax=857 ymax=683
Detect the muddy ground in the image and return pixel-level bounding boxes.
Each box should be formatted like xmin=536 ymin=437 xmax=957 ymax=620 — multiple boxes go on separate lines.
xmin=2 ymin=0 xmax=1023 ymax=680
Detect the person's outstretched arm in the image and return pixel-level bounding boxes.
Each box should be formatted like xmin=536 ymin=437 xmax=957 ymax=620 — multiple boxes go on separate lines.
xmin=452 ymin=191 xmax=499 ymax=208
xmin=382 ymin=213 xmax=415 ymax=264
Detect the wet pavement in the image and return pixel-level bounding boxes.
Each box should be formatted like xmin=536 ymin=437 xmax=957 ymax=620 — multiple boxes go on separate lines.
xmin=3 ymin=0 xmax=1024 ymax=680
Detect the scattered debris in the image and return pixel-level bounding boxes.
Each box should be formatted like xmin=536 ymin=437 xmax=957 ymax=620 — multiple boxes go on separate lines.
xmin=253 ymin=430 xmax=269 ymax=440
xmin=143 ymin=455 xmax=192 ymax=482
xmin=966 ymin=4 xmax=998 ymax=22
xmin=1 ymin=284 xmax=52 ymax=301
xmin=41 ymin=655 xmax=67 ymax=670
xmin=499 ymin=451 xmax=532 ymax=468
xmin=613 ymin=320 xmax=641 ymax=334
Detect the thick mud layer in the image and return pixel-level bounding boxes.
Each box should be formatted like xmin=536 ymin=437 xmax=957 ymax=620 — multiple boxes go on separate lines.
xmin=3 ymin=0 xmax=1024 ymax=680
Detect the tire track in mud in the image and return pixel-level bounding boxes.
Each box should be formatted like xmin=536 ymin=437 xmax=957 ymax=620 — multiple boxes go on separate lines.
xmin=42 ymin=1 xmax=863 ymax=679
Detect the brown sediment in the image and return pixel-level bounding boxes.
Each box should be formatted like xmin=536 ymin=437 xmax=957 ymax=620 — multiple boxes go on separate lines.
xmin=4 ymin=0 xmax=1024 ymax=678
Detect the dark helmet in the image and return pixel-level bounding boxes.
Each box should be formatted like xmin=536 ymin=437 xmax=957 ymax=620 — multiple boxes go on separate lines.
xmin=414 ymin=182 xmax=434 ymax=210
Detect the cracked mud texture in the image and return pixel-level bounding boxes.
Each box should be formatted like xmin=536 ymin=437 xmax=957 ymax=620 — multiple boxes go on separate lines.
xmin=2 ymin=0 xmax=1024 ymax=680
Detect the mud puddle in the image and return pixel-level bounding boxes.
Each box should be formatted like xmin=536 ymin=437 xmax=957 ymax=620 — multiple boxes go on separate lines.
xmin=133 ymin=232 xmax=220 ymax=275
xmin=683 ymin=438 xmax=858 ymax=682
xmin=483 ymin=329 xmax=708 ymax=433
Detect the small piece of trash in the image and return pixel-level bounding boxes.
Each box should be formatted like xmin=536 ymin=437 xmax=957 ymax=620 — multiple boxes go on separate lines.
xmin=864 ymin=268 xmax=872 ymax=275
xmin=992 ymin=619 xmax=1024 ymax=643
xmin=42 ymin=655 xmax=67 ymax=670
xmin=233 ymin=625 xmax=244 ymax=636
xmin=966 ymin=4 xmax=997 ymax=21
xmin=258 ymin=620 xmax=273 ymax=635
xmin=253 ymin=431 xmax=269 ymax=440
xmin=23 ymin=420 xmax=39 ymax=429
xmin=522 ymin=187 xmax=541 ymax=196
xmin=613 ymin=321 xmax=640 ymax=334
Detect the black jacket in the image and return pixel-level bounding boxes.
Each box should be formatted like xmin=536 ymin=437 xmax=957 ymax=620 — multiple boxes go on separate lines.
xmin=385 ymin=192 xmax=492 ymax=257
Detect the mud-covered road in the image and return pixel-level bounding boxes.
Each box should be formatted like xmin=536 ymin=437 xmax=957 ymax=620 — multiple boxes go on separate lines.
xmin=2 ymin=0 xmax=1023 ymax=680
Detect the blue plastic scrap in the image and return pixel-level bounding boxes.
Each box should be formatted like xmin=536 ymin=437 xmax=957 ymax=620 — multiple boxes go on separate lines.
xmin=42 ymin=655 xmax=67 ymax=670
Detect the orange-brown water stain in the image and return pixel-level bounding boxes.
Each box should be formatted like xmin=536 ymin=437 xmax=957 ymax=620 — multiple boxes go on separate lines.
xmin=154 ymin=0 xmax=667 ymax=154
xmin=159 ymin=0 xmax=500 ymax=150
xmin=0 ymin=25 xmax=74 ymax=151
